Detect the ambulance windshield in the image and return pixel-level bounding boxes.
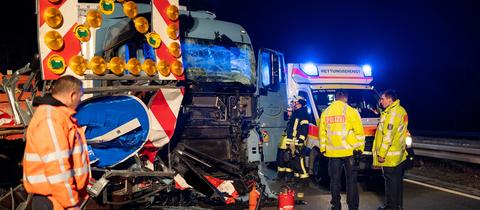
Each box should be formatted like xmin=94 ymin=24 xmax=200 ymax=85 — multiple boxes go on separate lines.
xmin=181 ymin=38 xmax=256 ymax=86
xmin=312 ymin=89 xmax=380 ymax=118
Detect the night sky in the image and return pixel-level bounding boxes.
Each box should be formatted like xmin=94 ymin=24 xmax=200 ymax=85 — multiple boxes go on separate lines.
xmin=1 ymin=0 xmax=479 ymax=134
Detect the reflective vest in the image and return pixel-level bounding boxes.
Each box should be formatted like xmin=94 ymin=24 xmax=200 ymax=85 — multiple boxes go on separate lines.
xmin=319 ymin=100 xmax=365 ymax=158
xmin=23 ymin=102 xmax=90 ymax=209
xmin=373 ymin=100 xmax=409 ymax=167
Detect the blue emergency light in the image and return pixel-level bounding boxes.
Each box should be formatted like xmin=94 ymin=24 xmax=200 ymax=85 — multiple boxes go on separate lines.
xmin=301 ymin=63 xmax=318 ymax=76
xmin=362 ymin=65 xmax=372 ymax=77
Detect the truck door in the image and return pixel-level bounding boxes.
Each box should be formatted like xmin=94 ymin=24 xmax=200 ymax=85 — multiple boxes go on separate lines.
xmin=256 ymin=49 xmax=288 ymax=162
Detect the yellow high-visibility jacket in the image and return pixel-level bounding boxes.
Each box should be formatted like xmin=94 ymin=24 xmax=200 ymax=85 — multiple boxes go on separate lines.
xmin=319 ymin=100 xmax=365 ymax=157
xmin=373 ymin=99 xmax=409 ymax=167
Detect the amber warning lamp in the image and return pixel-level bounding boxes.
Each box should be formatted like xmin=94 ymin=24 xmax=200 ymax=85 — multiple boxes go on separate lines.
xmin=43 ymin=7 xmax=63 ymax=29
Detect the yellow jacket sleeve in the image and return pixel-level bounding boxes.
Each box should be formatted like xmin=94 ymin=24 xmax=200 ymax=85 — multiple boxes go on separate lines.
xmin=349 ymin=108 xmax=365 ymax=152
xmin=378 ymin=112 xmax=400 ymax=158
xmin=319 ymin=110 xmax=327 ymax=153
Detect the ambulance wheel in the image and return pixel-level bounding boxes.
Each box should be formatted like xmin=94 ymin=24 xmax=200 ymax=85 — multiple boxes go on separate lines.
xmin=313 ymin=154 xmax=330 ymax=187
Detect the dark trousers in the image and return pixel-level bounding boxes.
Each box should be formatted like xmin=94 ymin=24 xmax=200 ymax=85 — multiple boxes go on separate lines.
xmin=382 ymin=162 xmax=405 ymax=210
xmin=291 ymin=146 xmax=309 ymax=179
xmin=328 ymin=156 xmax=359 ymax=210
xmin=291 ymin=155 xmax=309 ymax=179
xmin=277 ymin=149 xmax=293 ymax=178
xmin=32 ymin=194 xmax=53 ymax=210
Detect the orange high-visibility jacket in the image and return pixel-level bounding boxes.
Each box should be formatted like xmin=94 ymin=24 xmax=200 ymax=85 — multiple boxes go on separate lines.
xmin=23 ymin=101 xmax=90 ymax=209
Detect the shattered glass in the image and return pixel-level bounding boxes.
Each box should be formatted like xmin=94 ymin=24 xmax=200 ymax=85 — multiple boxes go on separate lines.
xmin=181 ymin=38 xmax=255 ymax=85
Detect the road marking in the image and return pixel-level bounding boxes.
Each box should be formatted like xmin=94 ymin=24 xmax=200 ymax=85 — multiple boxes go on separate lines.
xmin=404 ymin=178 xmax=480 ymax=201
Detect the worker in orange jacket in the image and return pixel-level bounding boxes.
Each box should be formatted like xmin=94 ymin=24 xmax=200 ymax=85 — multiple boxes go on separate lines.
xmin=23 ymin=76 xmax=90 ymax=210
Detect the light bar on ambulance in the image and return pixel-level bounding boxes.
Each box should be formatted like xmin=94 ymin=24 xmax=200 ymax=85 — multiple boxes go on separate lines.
xmin=362 ymin=65 xmax=372 ymax=77
xmin=300 ymin=63 xmax=318 ymax=76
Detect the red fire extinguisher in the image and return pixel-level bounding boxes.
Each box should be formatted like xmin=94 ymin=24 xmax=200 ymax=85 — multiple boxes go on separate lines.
xmin=278 ymin=186 xmax=295 ymax=210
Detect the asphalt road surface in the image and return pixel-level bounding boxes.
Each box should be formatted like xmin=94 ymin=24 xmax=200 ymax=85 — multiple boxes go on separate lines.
xmin=264 ymin=174 xmax=480 ymax=210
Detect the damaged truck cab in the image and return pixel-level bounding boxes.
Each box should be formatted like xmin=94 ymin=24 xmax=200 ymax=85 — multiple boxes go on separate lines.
xmin=0 ymin=0 xmax=284 ymax=208
xmin=177 ymin=10 xmax=259 ymax=163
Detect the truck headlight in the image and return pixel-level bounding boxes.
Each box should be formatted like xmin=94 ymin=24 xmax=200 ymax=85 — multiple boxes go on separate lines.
xmin=405 ymin=136 xmax=413 ymax=148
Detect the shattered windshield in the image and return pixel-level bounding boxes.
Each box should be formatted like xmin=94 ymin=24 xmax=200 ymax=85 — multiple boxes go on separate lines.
xmin=181 ymin=38 xmax=256 ymax=85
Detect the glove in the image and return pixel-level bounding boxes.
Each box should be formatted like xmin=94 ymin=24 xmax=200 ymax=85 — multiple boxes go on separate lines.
xmin=294 ymin=145 xmax=303 ymax=156
xmin=353 ymin=149 xmax=362 ymax=157
xmin=289 ymin=140 xmax=296 ymax=155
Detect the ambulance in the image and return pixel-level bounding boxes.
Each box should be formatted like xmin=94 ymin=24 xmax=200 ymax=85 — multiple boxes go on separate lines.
xmin=286 ymin=63 xmax=382 ymax=183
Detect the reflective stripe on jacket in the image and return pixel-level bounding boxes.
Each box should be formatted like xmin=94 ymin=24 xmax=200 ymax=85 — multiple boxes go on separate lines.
xmin=23 ymin=103 xmax=90 ymax=209
xmin=278 ymin=131 xmax=291 ymax=149
xmin=372 ymin=100 xmax=409 ymax=167
xmin=319 ymin=100 xmax=365 ymax=158
xmin=286 ymin=106 xmax=309 ymax=145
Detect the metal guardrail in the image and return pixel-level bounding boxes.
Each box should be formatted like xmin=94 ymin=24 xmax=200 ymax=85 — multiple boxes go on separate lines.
xmin=413 ymin=136 xmax=480 ymax=164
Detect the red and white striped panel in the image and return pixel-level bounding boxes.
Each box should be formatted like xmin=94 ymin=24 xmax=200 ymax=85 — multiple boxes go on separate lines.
xmin=38 ymin=0 xmax=81 ymax=80
xmin=152 ymin=0 xmax=185 ymax=80
xmin=147 ymin=88 xmax=184 ymax=147
xmin=140 ymin=87 xmax=184 ymax=166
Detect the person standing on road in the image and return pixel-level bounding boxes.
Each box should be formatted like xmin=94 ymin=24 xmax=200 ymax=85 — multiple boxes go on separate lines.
xmin=373 ymin=89 xmax=409 ymax=210
xmin=319 ymin=89 xmax=365 ymax=210
xmin=276 ymin=106 xmax=294 ymax=182
xmin=23 ymin=76 xmax=90 ymax=210
xmin=286 ymin=96 xmax=310 ymax=185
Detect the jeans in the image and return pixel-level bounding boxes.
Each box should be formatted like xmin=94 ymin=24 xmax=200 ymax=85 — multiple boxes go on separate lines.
xmin=328 ymin=156 xmax=359 ymax=210
xmin=382 ymin=162 xmax=405 ymax=210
